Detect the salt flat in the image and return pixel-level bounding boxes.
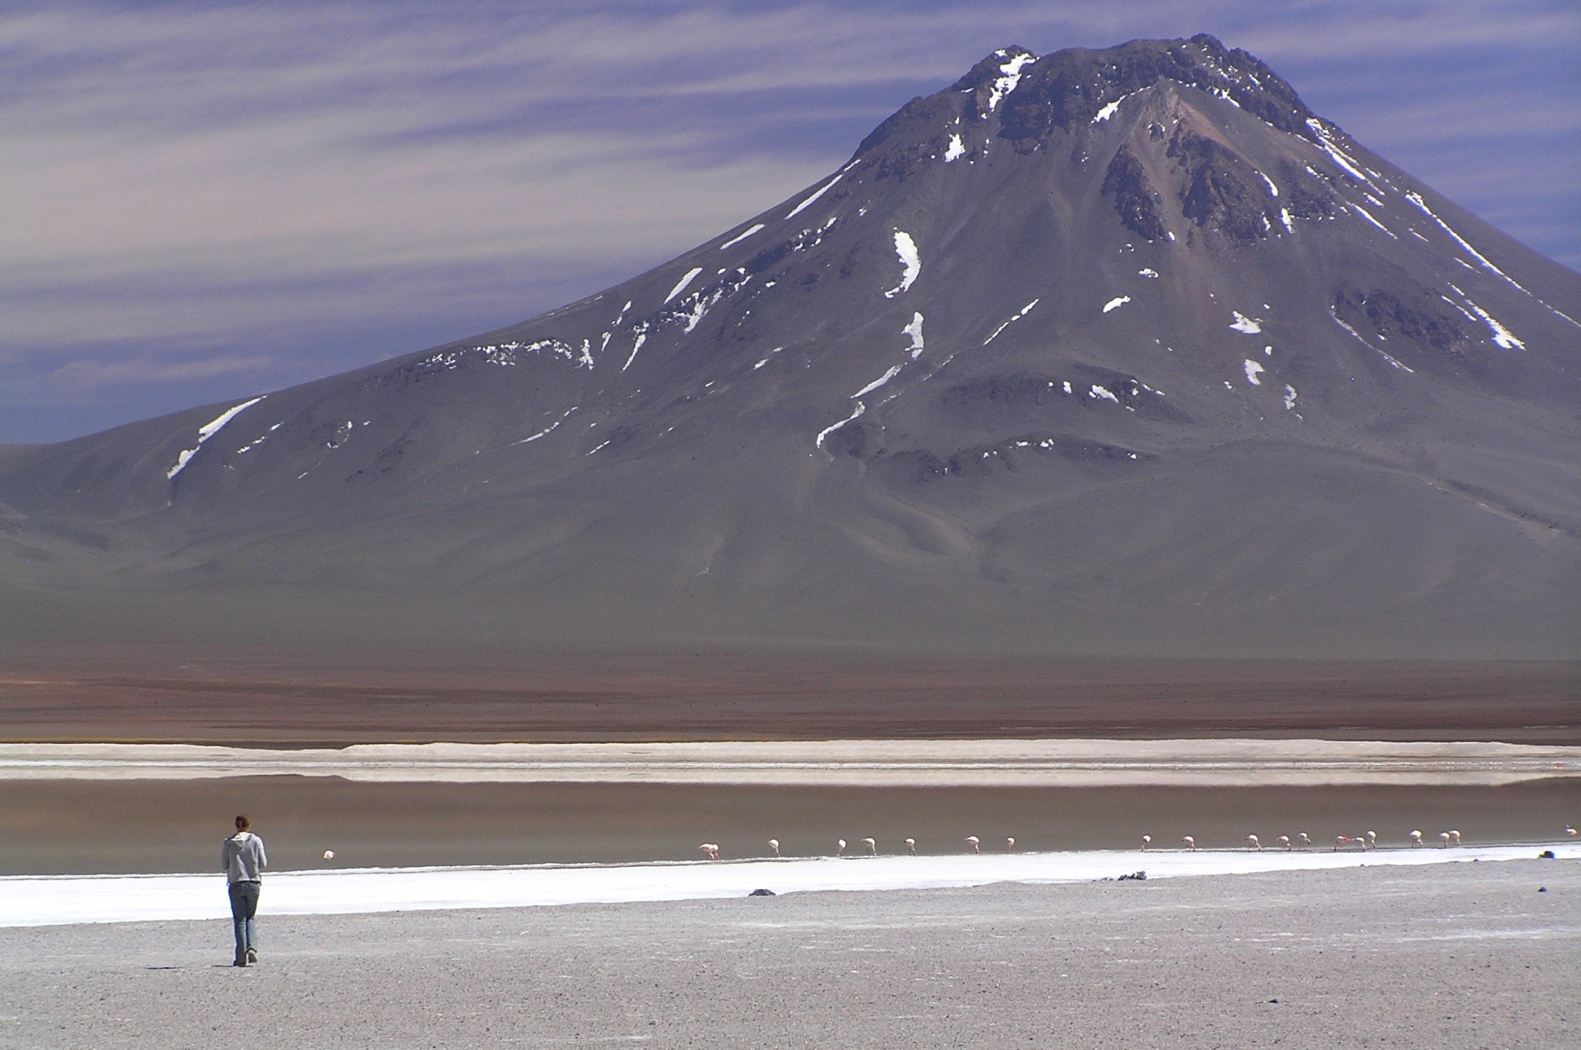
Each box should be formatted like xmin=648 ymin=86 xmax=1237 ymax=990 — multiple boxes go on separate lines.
xmin=4 ymin=738 xmax=1578 ymax=786
xmin=4 ymin=843 xmax=1576 ymax=928
xmin=1 ymin=859 xmax=1574 ymax=1049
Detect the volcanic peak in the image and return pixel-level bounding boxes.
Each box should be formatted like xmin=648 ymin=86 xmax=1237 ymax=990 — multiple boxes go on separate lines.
xmin=0 ymin=34 xmax=1577 ymax=658
xmin=861 ymin=34 xmax=1315 ymax=167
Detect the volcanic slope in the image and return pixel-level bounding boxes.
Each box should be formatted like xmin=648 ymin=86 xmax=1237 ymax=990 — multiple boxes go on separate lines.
xmin=2 ymin=35 xmax=1578 ymax=657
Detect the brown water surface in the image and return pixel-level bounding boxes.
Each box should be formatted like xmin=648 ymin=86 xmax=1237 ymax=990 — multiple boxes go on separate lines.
xmin=3 ymin=776 xmax=1575 ymax=875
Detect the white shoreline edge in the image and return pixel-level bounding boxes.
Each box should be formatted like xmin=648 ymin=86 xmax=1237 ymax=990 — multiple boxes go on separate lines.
xmin=3 ymin=845 xmax=1575 ymax=929
xmin=2 ymin=739 xmax=1578 ymax=787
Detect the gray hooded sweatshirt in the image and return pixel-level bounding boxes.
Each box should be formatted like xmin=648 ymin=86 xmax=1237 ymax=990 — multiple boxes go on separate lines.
xmin=222 ymin=831 xmax=267 ymax=883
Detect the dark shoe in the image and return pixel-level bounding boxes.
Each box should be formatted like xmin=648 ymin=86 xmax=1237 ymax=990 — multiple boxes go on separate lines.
xmin=246 ymin=948 xmax=258 ymax=964
xmin=234 ymin=959 xmax=247 ymax=967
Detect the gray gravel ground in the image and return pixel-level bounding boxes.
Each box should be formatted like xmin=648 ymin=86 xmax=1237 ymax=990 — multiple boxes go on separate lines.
xmin=2 ymin=859 xmax=1575 ymax=1049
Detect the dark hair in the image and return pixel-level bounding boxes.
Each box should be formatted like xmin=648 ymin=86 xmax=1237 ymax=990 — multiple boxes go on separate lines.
xmin=235 ymin=814 xmax=251 ymax=830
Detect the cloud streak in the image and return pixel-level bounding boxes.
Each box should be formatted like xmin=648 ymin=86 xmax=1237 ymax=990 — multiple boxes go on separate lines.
xmin=1 ymin=0 xmax=1575 ymax=442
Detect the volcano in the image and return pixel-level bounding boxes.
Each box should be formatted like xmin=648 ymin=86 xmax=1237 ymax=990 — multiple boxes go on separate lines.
xmin=3 ymin=35 xmax=1578 ymax=658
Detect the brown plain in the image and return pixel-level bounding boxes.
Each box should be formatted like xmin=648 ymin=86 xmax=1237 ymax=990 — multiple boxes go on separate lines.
xmin=2 ymin=644 xmax=1577 ymax=746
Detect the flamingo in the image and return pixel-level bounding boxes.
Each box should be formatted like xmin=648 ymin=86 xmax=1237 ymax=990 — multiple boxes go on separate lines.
xmin=965 ymin=836 xmax=981 ymax=854
xmin=1141 ymin=835 xmax=1151 ymax=851
xmin=1180 ymin=836 xmax=1195 ymax=851
xmin=1006 ymin=837 xmax=1015 ymax=852
xmin=322 ymin=850 xmax=335 ymax=860
xmin=836 ymin=839 xmax=846 ymax=856
xmin=1440 ymin=832 xmax=1451 ymax=847
xmin=1246 ymin=834 xmax=1262 ymax=851
xmin=768 ymin=838 xmax=780 ymax=858
xmin=1409 ymin=830 xmax=1422 ymax=847
xmin=1296 ymin=832 xmax=1310 ymax=849
xmin=698 ymin=843 xmax=719 ymax=861
xmin=905 ymin=838 xmax=916 ymax=854
xmin=862 ymin=837 xmax=877 ymax=855
xmin=1276 ymin=835 xmax=1290 ymax=851
xmin=1449 ymin=830 xmax=1461 ymax=846
xmin=1366 ymin=831 xmax=1377 ymax=849
xmin=1335 ymin=835 xmax=1349 ymax=852
xmin=1566 ymin=826 xmax=1577 ymax=838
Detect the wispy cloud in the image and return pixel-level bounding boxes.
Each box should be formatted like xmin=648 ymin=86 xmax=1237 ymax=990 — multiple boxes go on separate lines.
xmin=1 ymin=0 xmax=1575 ymax=442
xmin=48 ymin=354 xmax=275 ymax=388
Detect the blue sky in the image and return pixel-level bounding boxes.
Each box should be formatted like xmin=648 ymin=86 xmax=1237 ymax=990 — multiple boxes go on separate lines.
xmin=2 ymin=0 xmax=1576 ymax=443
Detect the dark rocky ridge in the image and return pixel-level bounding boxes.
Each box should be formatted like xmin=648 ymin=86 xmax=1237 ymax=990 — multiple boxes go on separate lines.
xmin=0 ymin=35 xmax=1577 ymax=658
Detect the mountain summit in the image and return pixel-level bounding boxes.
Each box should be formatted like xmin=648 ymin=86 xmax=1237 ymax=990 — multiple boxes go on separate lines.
xmin=3 ymin=35 xmax=1578 ymax=657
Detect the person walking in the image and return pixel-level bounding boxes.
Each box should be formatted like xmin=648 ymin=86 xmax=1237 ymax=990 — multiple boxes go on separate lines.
xmin=221 ymin=814 xmax=267 ymax=966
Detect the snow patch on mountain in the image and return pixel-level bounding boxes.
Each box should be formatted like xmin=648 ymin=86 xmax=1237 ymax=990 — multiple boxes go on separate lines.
xmin=815 ymin=402 xmax=865 ymax=450
xmin=1229 ymin=312 xmax=1262 ymax=334
xmin=517 ymin=408 xmax=577 ymax=445
xmin=720 ymin=224 xmax=765 ymax=250
xmin=1464 ymin=300 xmax=1525 ymax=350
xmin=167 ymin=397 xmax=266 ymax=480
xmin=1304 ymin=118 xmax=1377 ymax=190
xmin=1328 ymin=308 xmax=1415 ymax=373
xmin=944 ymin=134 xmax=965 ymax=162
xmin=1404 ymin=192 xmax=1524 ymax=291
xmin=903 ymin=312 xmax=926 ymax=358
xmin=1348 ymin=203 xmax=1397 ymax=240
xmin=884 ymin=232 xmax=921 ymax=298
xmin=786 ymin=174 xmax=843 ymax=220
xmin=851 ymin=366 xmax=904 ymax=400
xmin=985 ymin=50 xmax=1036 ymax=114
xmin=1091 ymin=90 xmax=1142 ymax=124
xmin=622 ymin=326 xmax=649 ymax=372
xmin=1405 ymin=193 xmax=1578 ymax=329
xmin=235 ymin=422 xmax=280 ymax=455
xmin=983 ymin=299 xmax=1039 ymax=345
xmin=1243 ymin=359 xmax=1265 ymax=386
xmin=1103 ymin=296 xmax=1131 ymax=313
xmin=665 ymin=268 xmax=703 ymax=304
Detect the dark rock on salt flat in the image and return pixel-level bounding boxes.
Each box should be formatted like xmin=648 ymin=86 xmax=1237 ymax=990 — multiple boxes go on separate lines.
xmin=0 ymin=35 xmax=1577 ymax=658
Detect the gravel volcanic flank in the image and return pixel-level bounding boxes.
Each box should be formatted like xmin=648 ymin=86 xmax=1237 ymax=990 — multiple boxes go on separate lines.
xmin=2 ymin=35 xmax=1577 ymax=657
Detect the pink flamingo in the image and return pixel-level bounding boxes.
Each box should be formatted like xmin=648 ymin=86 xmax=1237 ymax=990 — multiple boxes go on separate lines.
xmin=1439 ymin=832 xmax=1451 ymax=847
xmin=768 ymin=839 xmax=780 ymax=858
xmin=1566 ymin=826 xmax=1577 ymax=838
xmin=1335 ymin=835 xmax=1349 ymax=852
xmin=836 ymin=839 xmax=846 ymax=856
xmin=1448 ymin=830 xmax=1461 ymax=846
xmin=698 ymin=843 xmax=719 ymax=861
xmin=905 ymin=838 xmax=916 ymax=854
xmin=1246 ymin=835 xmax=1262 ymax=851
xmin=1180 ymin=836 xmax=1195 ymax=851
xmin=1409 ymin=830 xmax=1422 ymax=847
xmin=1276 ymin=835 xmax=1291 ymax=851
xmin=965 ymin=836 xmax=980 ymax=854
xmin=1141 ymin=835 xmax=1151 ymax=851
xmin=1296 ymin=833 xmax=1310 ymax=849
xmin=1006 ymin=837 xmax=1015 ymax=852
xmin=862 ymin=837 xmax=877 ymax=855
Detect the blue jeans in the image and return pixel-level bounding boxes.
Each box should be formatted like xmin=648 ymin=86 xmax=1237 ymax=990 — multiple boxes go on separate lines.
xmin=228 ymin=881 xmax=260 ymax=963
